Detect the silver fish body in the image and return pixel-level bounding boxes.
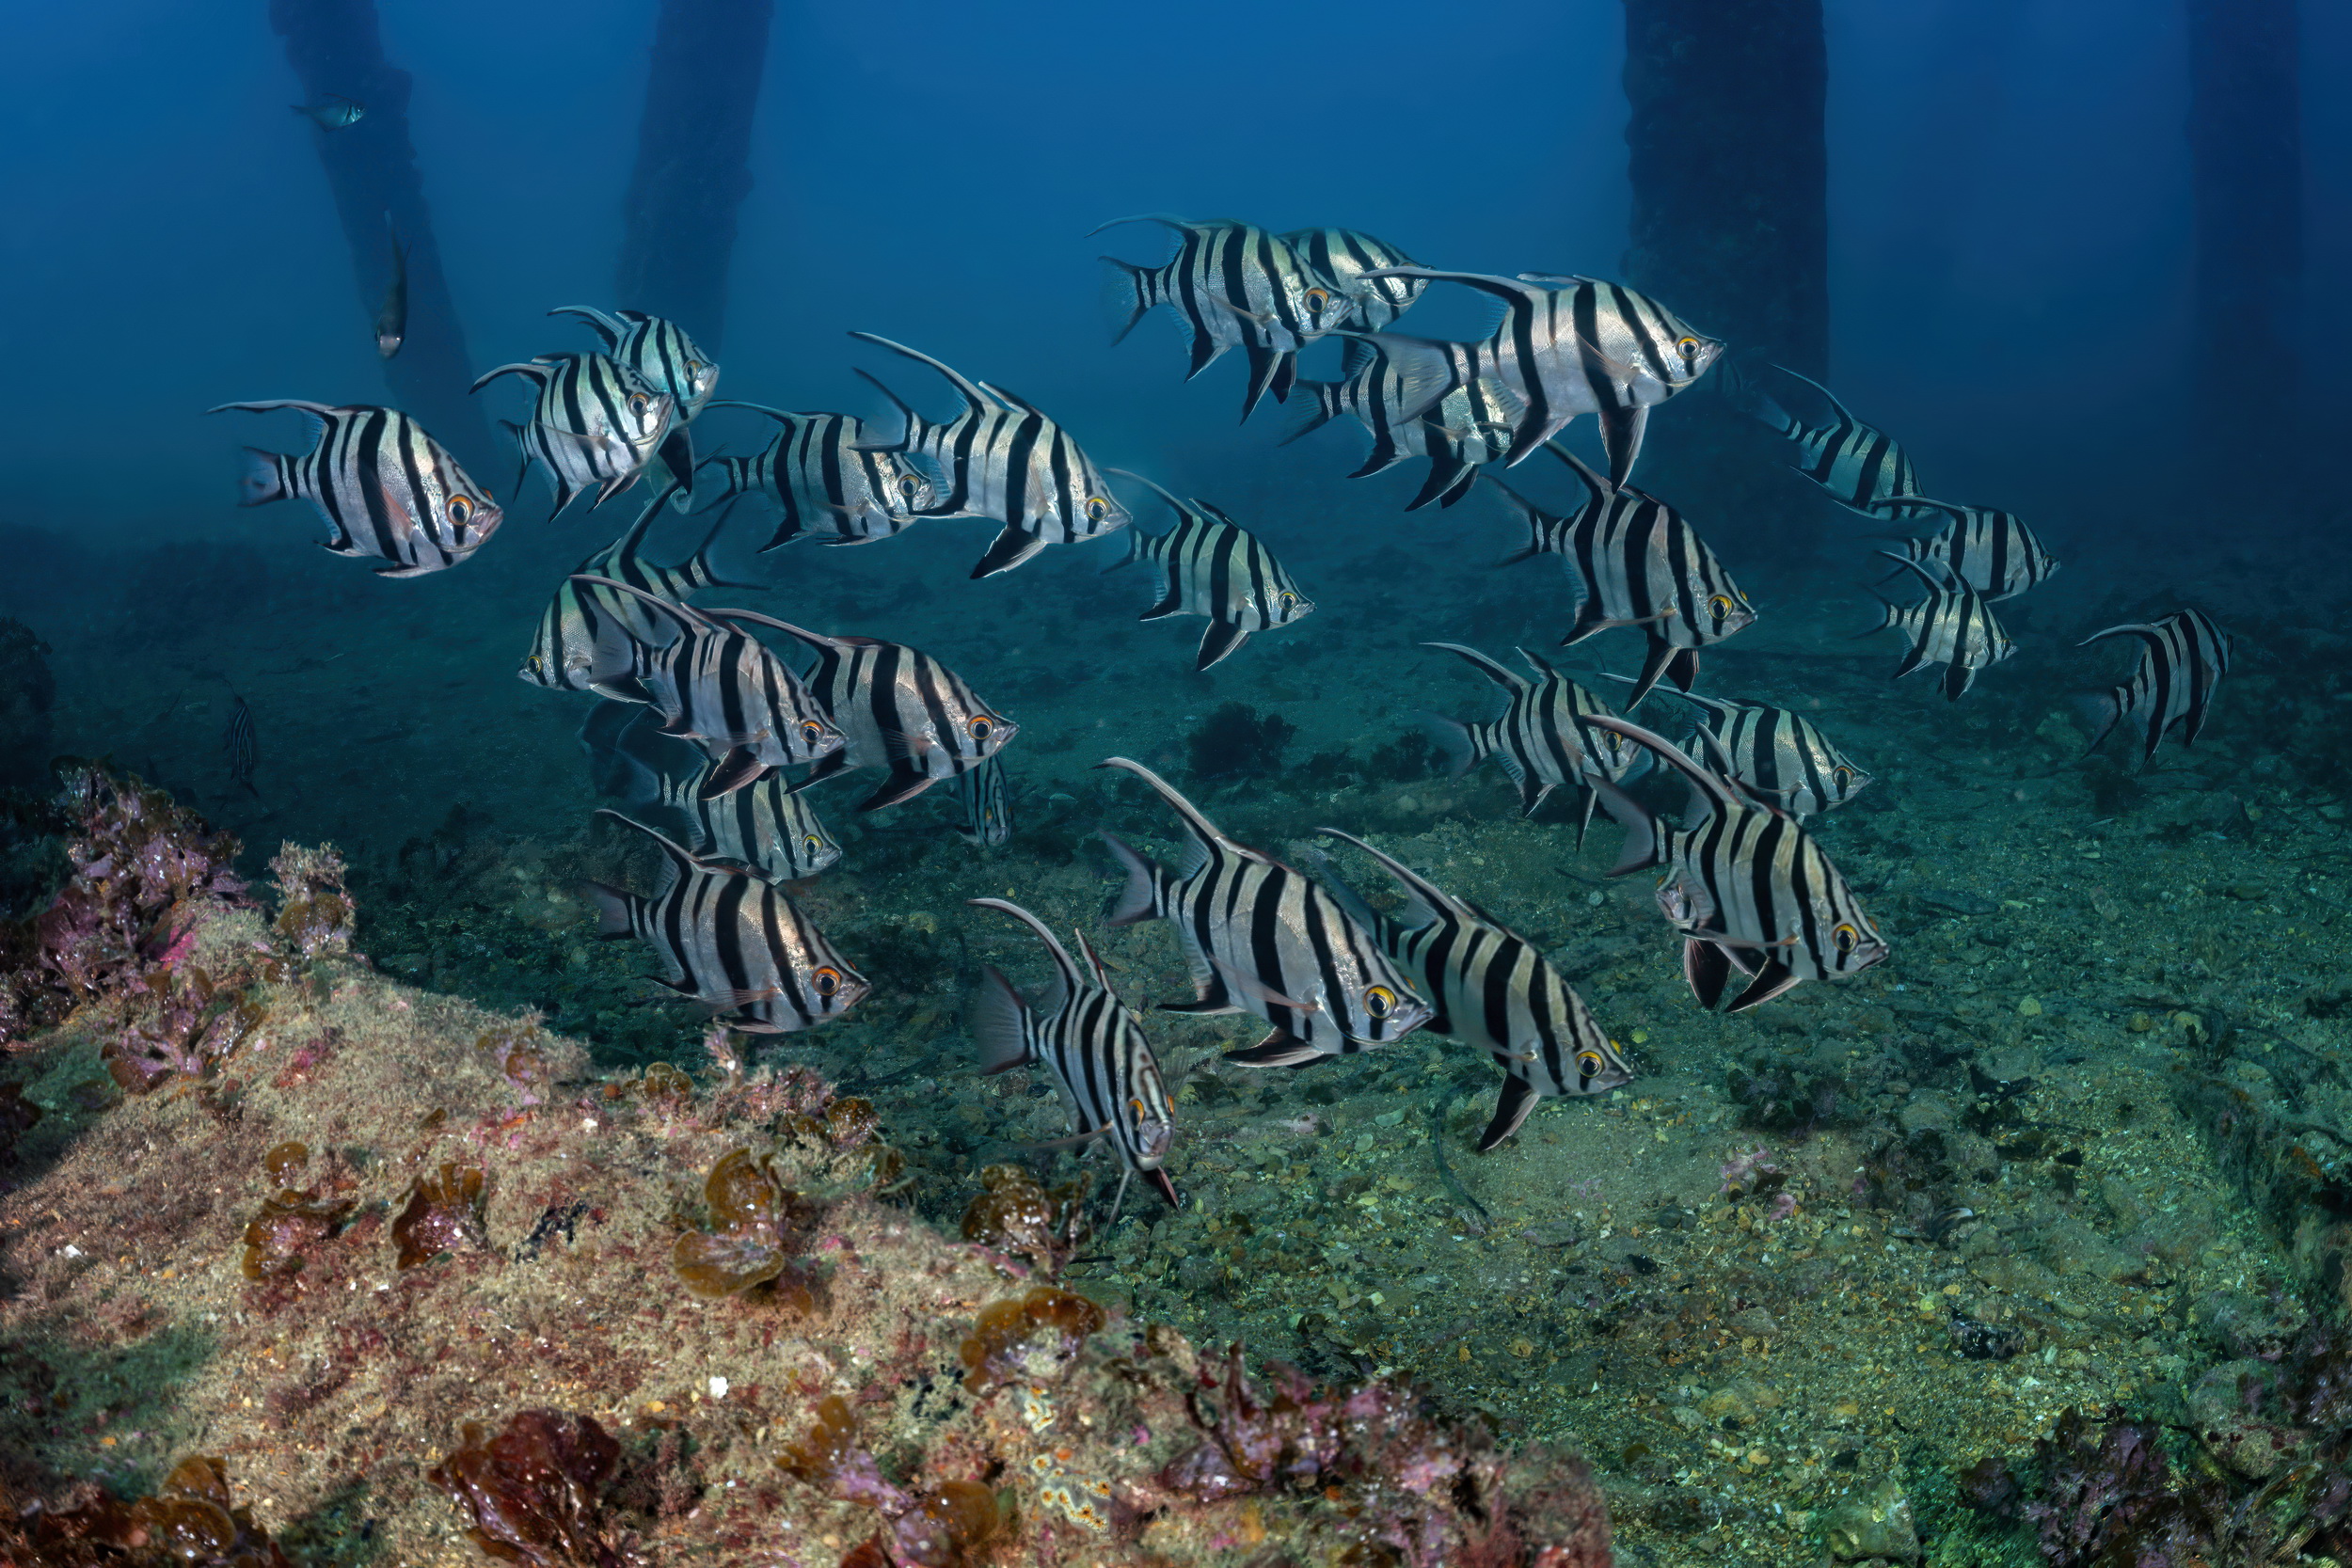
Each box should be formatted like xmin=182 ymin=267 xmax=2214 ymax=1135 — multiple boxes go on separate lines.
xmin=472 ymin=351 xmax=675 ymax=515
xmin=1881 ymin=499 xmax=2059 ymax=601
xmin=210 ymin=400 xmax=502 ymax=578
xmin=551 ymin=307 xmax=718 ymax=422
xmin=1098 ymin=756 xmax=1431 ymax=1065
xmin=1287 ymin=340 xmax=1513 ymax=510
xmin=698 ymin=404 xmax=933 ymax=549
xmin=1423 ymin=642 xmax=1644 ymax=845
xmin=1641 ymin=687 xmax=1870 ymax=818
xmin=583 ymin=810 xmax=866 ymax=1033
xmin=1111 ymin=473 xmax=1311 ymax=671
xmin=1742 ymin=364 xmax=1928 ymax=519
xmin=953 ymin=754 xmax=1014 ymax=847
xmin=1316 ymin=830 xmax=1632 ymax=1151
xmin=1490 ymin=443 xmax=1756 ymax=705
xmin=2079 ymin=609 xmax=2233 ymax=764
xmin=583 ymin=700 xmax=842 ymax=880
xmin=374 ymin=227 xmax=405 ymax=359
xmin=849 ymin=333 xmax=1128 ymax=578
xmin=292 ymin=95 xmax=364 ymax=130
xmin=1280 ymin=227 xmax=1426 ymax=332
xmin=522 ymin=483 xmax=745 ymax=691
xmin=1586 ymin=718 xmax=1888 ymax=1012
xmin=968 ymin=897 xmax=1179 ymax=1211
xmin=1866 ymin=552 xmax=2016 ymax=700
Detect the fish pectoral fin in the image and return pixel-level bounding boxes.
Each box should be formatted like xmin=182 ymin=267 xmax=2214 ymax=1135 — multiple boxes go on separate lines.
xmin=1208 ymin=957 xmax=1320 ymax=1014
xmin=1138 ymin=593 xmax=1184 ymax=621
xmin=1022 ymin=1129 xmax=1111 ymax=1152
xmin=1683 ymin=940 xmax=1733 ymax=1010
xmin=718 ymin=986 xmax=784 ymax=1008
xmin=699 ymin=749 xmax=768 ymax=799
xmin=1476 ymin=1076 xmax=1544 ymax=1153
xmin=1195 ymin=622 xmax=1250 ymax=671
xmin=854 ymin=768 xmax=937 ymax=813
xmin=1158 ymin=997 xmax=1246 ymax=1017
xmin=1223 ymin=1031 xmax=1327 ymax=1068
xmin=1597 ymin=403 xmax=1651 ymax=485
xmin=971 ymin=527 xmax=1046 ymax=578
xmin=1724 ymin=960 xmax=1802 ymax=1014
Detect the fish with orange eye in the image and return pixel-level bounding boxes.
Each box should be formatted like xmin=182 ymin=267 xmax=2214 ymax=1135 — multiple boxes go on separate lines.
xmin=470 ymin=351 xmax=674 ymax=517
xmin=966 ymin=897 xmax=1181 ymax=1221
xmin=1634 ymin=687 xmax=1871 ymax=819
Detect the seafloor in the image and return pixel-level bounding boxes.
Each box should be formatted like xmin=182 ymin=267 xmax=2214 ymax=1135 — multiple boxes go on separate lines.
xmin=6 ymin=468 xmax=2352 ymax=1565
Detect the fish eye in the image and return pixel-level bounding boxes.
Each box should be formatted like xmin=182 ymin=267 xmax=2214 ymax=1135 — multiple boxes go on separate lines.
xmin=1085 ymin=497 xmax=1108 ymax=523
xmin=1279 ymin=592 xmax=1298 ymax=610
xmin=812 ymin=967 xmax=841 ymax=997
xmin=1833 ymin=767 xmax=1853 ymax=788
xmin=801 ymin=720 xmax=825 ymax=744
xmin=1305 ymin=288 xmax=1330 ymax=310
xmin=447 ymin=495 xmax=472 ymax=524
xmin=1833 ymin=924 xmax=1860 ymax=955
xmin=802 ymin=833 xmax=823 ymax=856
xmin=1578 ymin=1050 xmax=1605 ymax=1076
xmin=1365 ymin=985 xmax=1395 ymax=1020
xmin=969 ymin=717 xmax=993 ymax=741
xmin=1708 ymin=594 xmax=1734 ymax=618
xmin=1677 ymin=336 xmax=1700 ymax=356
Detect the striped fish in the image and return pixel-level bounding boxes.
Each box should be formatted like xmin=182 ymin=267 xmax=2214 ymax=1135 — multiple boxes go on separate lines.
xmin=521 ymin=483 xmax=750 ymax=692
xmin=552 ymin=306 xmax=718 ymax=504
xmin=1876 ymin=499 xmax=2059 ymax=601
xmin=583 ymin=809 xmax=866 ymax=1034
xmin=225 ymin=696 xmax=258 ymax=797
xmin=2078 ymin=609 xmax=2233 ymax=764
xmin=1280 ymin=227 xmax=1426 ymax=332
xmin=1490 ymin=444 xmax=1756 ymax=705
xmin=953 ymin=754 xmax=1014 ymax=847
xmin=1315 ymin=830 xmax=1633 ymax=1151
xmin=847 ymin=333 xmax=1130 ymax=578
xmin=1864 ymin=552 xmax=2015 ymax=700
xmin=1635 ymin=685 xmax=1870 ymax=817
xmin=1107 ymin=472 xmax=1312 ymax=671
xmin=1096 ymin=214 xmax=1356 ymax=418
xmin=724 ymin=611 xmax=1016 ymax=813
xmin=1740 ymin=363 xmax=1929 ymax=519
xmin=1354 ymin=269 xmax=1722 ymax=480
xmin=574 ymin=578 xmax=845 ymax=797
xmin=471 ymin=351 xmax=674 ymax=515
xmin=967 ymin=897 xmax=1179 ymax=1213
xmin=209 ymin=401 xmax=503 ymax=578
xmin=1584 ymin=718 xmax=1889 ymax=1013
xmin=1285 ymin=340 xmax=1515 ymax=510
xmin=1422 ymin=642 xmax=1645 ymax=846
xmin=1098 ymin=756 xmax=1431 ymax=1066
xmin=696 ymin=404 xmax=933 ymax=550
xmin=584 ymin=699 xmax=840 ymax=879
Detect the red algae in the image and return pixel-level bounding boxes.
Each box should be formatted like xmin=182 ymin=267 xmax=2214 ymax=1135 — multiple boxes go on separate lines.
xmin=959 ymin=1162 xmax=1089 ymax=1273
xmin=671 ymin=1146 xmax=818 ymax=1301
xmin=0 ymin=1453 xmax=293 ymax=1566
xmin=428 ymin=1410 xmax=628 ymax=1568
xmin=959 ymin=1285 xmax=1105 ymax=1394
xmin=392 ymin=1160 xmax=489 ymax=1269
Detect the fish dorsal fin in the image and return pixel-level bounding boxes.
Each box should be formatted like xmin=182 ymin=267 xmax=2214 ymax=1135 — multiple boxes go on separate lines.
xmin=1765 ymin=363 xmax=1856 ymax=425
xmin=1106 ymin=467 xmax=1199 ymax=525
xmin=967 ymin=896 xmax=1089 ymax=1002
xmin=708 ymin=606 xmax=842 ymax=655
xmin=467 ymin=361 xmax=553 ymax=395
xmin=1542 ymin=440 xmax=1612 ymax=500
xmin=1097 ymin=756 xmax=1263 ymax=865
xmin=846 ymin=331 xmax=1003 ymax=415
xmin=595 ymin=806 xmax=703 ymax=889
xmin=978 ymin=381 xmax=1043 ymax=416
xmin=702 ymin=400 xmax=803 ymax=427
xmin=1315 ymin=828 xmax=1458 ymax=931
xmin=1689 ymin=727 xmax=1791 ymax=816
xmin=1582 ymin=716 xmax=1744 ymax=826
xmin=1071 ymin=928 xmax=1117 ymax=993
xmin=591 ymin=481 xmax=690 ymax=576
xmin=569 ymin=574 xmax=717 ymax=637
xmin=1873 ymin=548 xmax=1963 ymax=596
xmin=548 ymin=305 xmax=626 ymax=348
xmin=1478 ymin=472 xmax=1562 ymax=531
xmin=1423 ymin=641 xmax=1527 ymax=696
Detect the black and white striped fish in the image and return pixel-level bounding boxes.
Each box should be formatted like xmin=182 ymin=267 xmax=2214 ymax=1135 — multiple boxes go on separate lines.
xmin=2078 ymin=609 xmax=2233 ymax=764
xmin=1422 ymin=642 xmax=1646 ymax=845
xmin=1098 ymin=756 xmax=1430 ymax=1066
xmin=471 ymin=351 xmax=674 ymax=515
xmin=1876 ymin=499 xmax=2059 ymax=601
xmin=1740 ymin=363 xmax=1929 ymax=519
xmin=1285 ymin=340 xmax=1514 ymax=511
xmin=583 ymin=809 xmax=866 ymax=1034
xmin=723 ymin=611 xmax=1016 ymax=813
xmin=1585 ymin=718 xmax=1889 ymax=1013
xmin=1279 ymin=227 xmax=1426 ymax=332
xmin=968 ymin=897 xmax=1179 ymax=1213
xmin=847 ymin=333 xmax=1130 ymax=578
xmin=1096 ymin=214 xmax=1356 ymax=418
xmin=209 ymin=401 xmax=503 ymax=578
xmin=574 ymin=578 xmax=845 ymax=797
xmin=1633 ymin=685 xmax=1870 ymax=817
xmin=695 ymin=404 xmax=933 ymax=550
xmin=1354 ymin=270 xmax=1722 ymax=479
xmin=1315 ymin=830 xmax=1633 ymax=1151
xmin=1490 ymin=444 xmax=1756 ymax=705
xmin=521 ymin=483 xmax=751 ymax=691
xmin=551 ymin=306 xmax=718 ymax=504
xmin=1107 ymin=473 xmax=1312 ymax=671
xmin=954 ymin=754 xmax=1014 ymax=847
xmin=1863 ymin=552 xmax=2015 ymax=700
xmin=625 ymin=751 xmax=841 ymax=883
xmin=225 ymin=696 xmax=258 ymax=797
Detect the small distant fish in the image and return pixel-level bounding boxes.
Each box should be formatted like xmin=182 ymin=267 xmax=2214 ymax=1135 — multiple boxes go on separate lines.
xmin=848 ymin=333 xmax=1129 ymax=578
xmin=471 ymin=352 xmax=674 ymax=516
xmin=1740 ymin=363 xmax=1930 ymax=519
xmin=1316 ymin=829 xmax=1633 ymax=1151
xmin=967 ymin=897 xmax=1179 ymax=1215
xmin=2078 ymin=609 xmax=2233 ymax=764
xmin=1489 ymin=443 xmax=1756 ymax=705
xmin=1285 ymin=340 xmax=1513 ymax=511
xmin=1422 ymin=642 xmax=1645 ymax=845
xmin=619 ymin=736 xmax=843 ymax=881
xmin=1585 ymin=718 xmax=1889 ymax=1012
xmin=1864 ymin=551 xmax=2015 ymax=700
xmin=208 ymin=401 xmax=502 ymax=577
xmin=954 ymin=754 xmax=1013 ymax=847
xmin=1107 ymin=472 xmax=1312 ymax=671
xmin=225 ymin=696 xmax=258 ymax=796
xmin=292 ymin=94 xmax=364 ymax=130
xmin=1280 ymin=227 xmax=1426 ymax=332
xmin=574 ymin=578 xmax=845 ymax=796
xmin=1876 ymin=499 xmax=2059 ymax=601
xmin=552 ymin=307 xmax=718 ymax=506
xmin=1631 ymin=685 xmax=1870 ymax=818
xmin=727 ymin=611 xmax=1016 ymax=813
xmin=1098 ymin=756 xmax=1431 ymax=1065
xmin=374 ymin=221 xmax=406 ymax=359
xmin=697 ymin=404 xmax=933 ymax=549
xmin=583 ymin=810 xmax=866 ymax=1033
xmin=1351 ymin=269 xmax=1722 ymax=479
xmin=1095 ymin=215 xmax=1356 ymax=418
xmin=521 ymin=483 xmax=751 ymax=691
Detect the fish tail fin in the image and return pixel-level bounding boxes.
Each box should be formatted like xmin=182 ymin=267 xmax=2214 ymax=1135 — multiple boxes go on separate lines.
xmin=2074 ymin=691 xmax=2122 ymax=753
xmin=696 ymin=453 xmax=750 ymax=502
xmin=1420 ymin=712 xmax=1482 ymax=777
xmin=237 ymin=448 xmax=292 ymax=506
xmin=685 ymin=499 xmax=759 ymax=589
xmin=1279 ymin=381 xmax=1343 ymax=446
xmin=1100 ymin=832 xmax=1168 ymax=926
xmin=580 ymin=881 xmax=635 ymax=939
xmin=1099 ymin=256 xmax=1154 ymax=343
xmin=967 ymin=966 xmax=1035 ymax=1074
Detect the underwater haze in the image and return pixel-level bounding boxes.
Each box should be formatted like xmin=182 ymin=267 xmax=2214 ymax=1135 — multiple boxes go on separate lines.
xmin=3 ymin=2 xmax=2352 ymax=1565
